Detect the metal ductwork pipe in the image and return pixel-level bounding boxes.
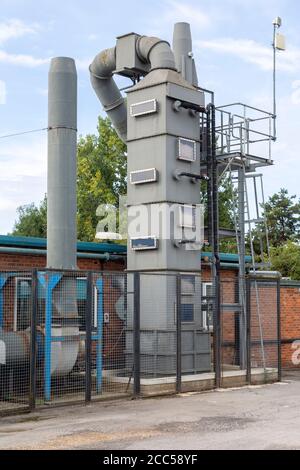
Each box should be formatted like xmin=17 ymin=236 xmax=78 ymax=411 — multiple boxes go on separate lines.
xmin=90 ymin=48 xmax=127 ymax=143
xmin=137 ymin=36 xmax=177 ymax=71
xmin=48 ymin=57 xmax=78 ymax=270
xmin=173 ymin=22 xmax=198 ymax=87
xmin=89 ymin=36 xmax=176 ymax=143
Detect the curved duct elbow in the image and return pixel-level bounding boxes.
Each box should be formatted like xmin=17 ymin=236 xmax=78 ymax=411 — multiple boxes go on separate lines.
xmin=137 ymin=36 xmax=177 ymax=71
xmin=90 ymin=35 xmax=176 ymax=143
xmin=90 ymin=47 xmax=127 ymax=143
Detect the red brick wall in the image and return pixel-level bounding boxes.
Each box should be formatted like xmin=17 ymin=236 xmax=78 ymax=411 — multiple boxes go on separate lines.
xmin=281 ymin=285 xmax=300 ymax=369
xmin=0 ymin=252 xmax=125 ymax=272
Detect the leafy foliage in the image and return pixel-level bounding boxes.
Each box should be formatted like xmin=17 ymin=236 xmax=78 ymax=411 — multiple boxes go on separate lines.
xmin=270 ymin=241 xmax=300 ymax=280
xmin=12 ymin=196 xmax=47 ymax=238
xmin=12 ymin=117 xmax=127 ymax=241
xmin=77 ymin=117 xmax=127 ymax=241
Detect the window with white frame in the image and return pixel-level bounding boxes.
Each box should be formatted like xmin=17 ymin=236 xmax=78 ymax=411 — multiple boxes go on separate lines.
xmin=14 ymin=277 xmax=32 ymax=332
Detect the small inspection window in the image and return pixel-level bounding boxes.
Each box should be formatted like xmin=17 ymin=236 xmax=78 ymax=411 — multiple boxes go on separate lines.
xmin=131 ymin=237 xmax=158 ymax=251
xmin=181 ymin=275 xmax=196 ymax=295
xmin=178 ymin=137 xmax=197 ymax=162
xmin=130 ymin=168 xmax=158 ymax=185
xmin=179 ymin=205 xmax=196 ymax=229
xmin=130 ymin=99 xmax=157 ymax=117
xmin=181 ymin=304 xmax=194 ymax=323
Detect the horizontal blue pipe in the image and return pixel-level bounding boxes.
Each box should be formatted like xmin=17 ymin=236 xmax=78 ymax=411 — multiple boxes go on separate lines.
xmin=0 ymin=235 xmax=126 ymax=255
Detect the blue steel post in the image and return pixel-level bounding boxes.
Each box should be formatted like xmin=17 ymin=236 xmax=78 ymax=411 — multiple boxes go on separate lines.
xmin=38 ymin=273 xmax=62 ymax=402
xmin=96 ymin=277 xmax=104 ymax=394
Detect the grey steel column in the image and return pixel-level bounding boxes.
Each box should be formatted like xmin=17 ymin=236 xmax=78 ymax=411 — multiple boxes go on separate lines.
xmin=47 ymin=57 xmax=77 ymax=270
xmin=133 ymin=273 xmax=141 ymax=397
xmin=238 ymin=167 xmax=247 ymax=369
xmin=176 ymin=274 xmax=182 ymax=393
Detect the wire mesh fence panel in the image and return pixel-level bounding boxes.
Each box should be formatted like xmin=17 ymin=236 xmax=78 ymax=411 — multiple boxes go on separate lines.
xmin=249 ymin=279 xmax=279 ymax=384
xmin=35 ymin=270 xmax=87 ymax=407
xmin=135 ymin=273 xmax=177 ymax=397
xmin=0 ymin=268 xmax=282 ymax=416
xmin=220 ymin=277 xmax=247 ymax=388
xmin=91 ymin=272 xmax=132 ymax=399
xmin=180 ymin=273 xmax=215 ymax=393
xmin=0 ymin=271 xmax=33 ymax=414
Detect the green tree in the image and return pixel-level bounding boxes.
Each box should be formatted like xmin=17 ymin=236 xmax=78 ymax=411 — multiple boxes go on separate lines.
xmin=12 ymin=116 xmax=238 ymax=245
xmin=270 ymin=241 xmax=300 ymax=280
xmin=77 ymin=117 xmax=127 ymax=241
xmin=250 ymin=188 xmax=300 ymax=257
xmin=12 ymin=117 xmax=127 ymax=241
xmin=12 ymin=196 xmax=47 ymax=238
xmin=264 ymin=188 xmax=300 ymax=246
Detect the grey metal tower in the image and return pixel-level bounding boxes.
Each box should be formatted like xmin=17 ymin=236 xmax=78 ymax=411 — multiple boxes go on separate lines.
xmin=90 ymin=26 xmax=211 ymax=375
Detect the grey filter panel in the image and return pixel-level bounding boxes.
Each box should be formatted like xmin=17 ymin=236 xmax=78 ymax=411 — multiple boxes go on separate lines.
xmin=178 ymin=137 xmax=197 ymax=162
xmin=130 ymin=99 xmax=157 ymax=117
xmin=130 ymin=168 xmax=158 ymax=185
xmin=131 ymin=237 xmax=158 ymax=251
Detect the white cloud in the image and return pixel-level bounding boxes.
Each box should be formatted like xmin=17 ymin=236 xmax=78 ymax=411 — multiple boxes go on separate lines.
xmin=147 ymin=0 xmax=212 ymax=38
xmin=37 ymin=87 xmax=48 ymax=96
xmin=76 ymin=57 xmax=92 ymax=71
xmin=0 ymin=81 xmax=6 ymax=105
xmin=0 ymin=135 xmax=47 ymax=233
xmin=291 ymin=80 xmax=300 ymax=105
xmin=196 ymin=38 xmax=300 ymax=73
xmin=0 ymin=19 xmax=39 ymax=46
xmin=0 ymin=50 xmax=91 ymax=70
xmin=88 ymin=34 xmax=98 ymax=41
xmin=165 ymin=0 xmax=211 ymax=28
xmin=0 ymin=135 xmax=47 ymax=182
xmin=0 ymin=50 xmax=49 ymax=67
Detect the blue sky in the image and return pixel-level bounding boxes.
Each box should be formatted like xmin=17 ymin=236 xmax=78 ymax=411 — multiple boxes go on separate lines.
xmin=0 ymin=0 xmax=299 ymax=234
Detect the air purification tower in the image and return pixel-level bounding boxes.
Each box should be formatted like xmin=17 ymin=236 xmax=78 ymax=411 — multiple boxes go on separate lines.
xmin=90 ymin=23 xmax=211 ymax=375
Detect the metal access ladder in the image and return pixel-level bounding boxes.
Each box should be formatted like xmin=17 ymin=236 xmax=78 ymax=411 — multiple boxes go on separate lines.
xmin=228 ymin=166 xmax=270 ymax=371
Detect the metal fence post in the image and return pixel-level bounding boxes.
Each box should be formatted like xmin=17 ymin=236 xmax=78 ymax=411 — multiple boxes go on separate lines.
xmin=277 ymin=279 xmax=282 ymax=382
xmin=29 ymin=269 xmax=38 ymax=411
xmin=246 ymin=277 xmax=251 ymax=384
xmin=133 ymin=272 xmax=140 ymax=397
xmin=176 ymin=274 xmax=182 ymax=394
xmin=213 ymin=272 xmax=221 ymax=388
xmin=85 ymin=272 xmax=93 ymax=403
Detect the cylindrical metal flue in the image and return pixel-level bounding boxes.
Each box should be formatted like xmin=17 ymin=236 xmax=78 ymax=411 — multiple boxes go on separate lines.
xmin=47 ymin=57 xmax=77 ymax=270
xmin=173 ymin=22 xmax=198 ymax=86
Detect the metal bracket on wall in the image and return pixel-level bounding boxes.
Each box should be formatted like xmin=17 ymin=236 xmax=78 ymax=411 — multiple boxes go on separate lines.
xmin=173 ymin=169 xmax=210 ymax=183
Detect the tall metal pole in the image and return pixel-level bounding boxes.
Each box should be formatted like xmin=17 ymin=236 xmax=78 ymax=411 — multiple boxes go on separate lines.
xmin=272 ymin=24 xmax=277 ymax=141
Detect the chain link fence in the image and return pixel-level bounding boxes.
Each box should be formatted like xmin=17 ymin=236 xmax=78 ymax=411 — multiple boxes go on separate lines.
xmin=0 ymin=269 xmax=280 ymax=416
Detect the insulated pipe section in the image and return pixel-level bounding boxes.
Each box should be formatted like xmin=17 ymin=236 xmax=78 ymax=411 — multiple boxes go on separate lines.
xmin=90 ymin=36 xmax=176 ymax=143
xmin=48 ymin=57 xmax=77 ymax=270
xmin=173 ymin=22 xmax=198 ymax=86
xmin=90 ymin=48 xmax=127 ymax=143
xmin=137 ymin=36 xmax=177 ymax=71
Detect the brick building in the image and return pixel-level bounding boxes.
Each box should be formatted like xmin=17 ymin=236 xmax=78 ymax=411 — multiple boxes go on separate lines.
xmin=0 ymin=235 xmax=295 ymax=370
